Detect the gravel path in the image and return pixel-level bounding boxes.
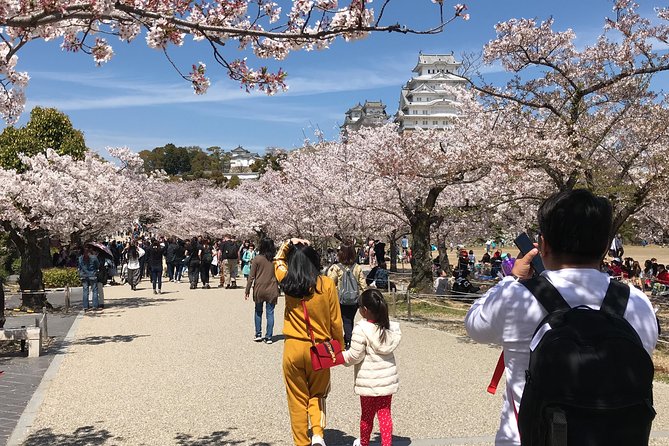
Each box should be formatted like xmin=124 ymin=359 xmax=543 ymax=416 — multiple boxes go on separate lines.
xmin=14 ymin=278 xmax=669 ymax=445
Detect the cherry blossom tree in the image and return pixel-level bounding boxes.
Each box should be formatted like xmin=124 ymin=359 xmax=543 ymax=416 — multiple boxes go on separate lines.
xmin=464 ymin=1 xmax=669 ymax=240
xmin=0 ymin=148 xmax=157 ymax=307
xmin=0 ymin=0 xmax=469 ymax=123
xmin=252 ymin=87 xmax=501 ymax=292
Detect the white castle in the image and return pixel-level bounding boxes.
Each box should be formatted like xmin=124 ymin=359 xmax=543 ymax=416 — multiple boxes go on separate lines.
xmin=395 ymin=53 xmax=466 ymax=131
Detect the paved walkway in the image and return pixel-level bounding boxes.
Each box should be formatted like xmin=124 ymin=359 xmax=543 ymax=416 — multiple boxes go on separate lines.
xmin=5 ymin=278 xmax=669 ymax=445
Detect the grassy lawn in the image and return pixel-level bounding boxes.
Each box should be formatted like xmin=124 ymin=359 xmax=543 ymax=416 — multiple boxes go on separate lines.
xmin=389 ymin=293 xmax=669 ymax=382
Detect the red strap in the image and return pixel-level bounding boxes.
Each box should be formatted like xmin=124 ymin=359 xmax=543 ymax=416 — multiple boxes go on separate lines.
xmin=487 ymin=352 xmax=505 ymax=395
xmin=301 ymin=299 xmax=316 ymax=346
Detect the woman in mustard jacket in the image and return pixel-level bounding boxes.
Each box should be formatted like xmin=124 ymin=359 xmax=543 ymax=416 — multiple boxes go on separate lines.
xmin=275 ymin=238 xmax=344 ymax=446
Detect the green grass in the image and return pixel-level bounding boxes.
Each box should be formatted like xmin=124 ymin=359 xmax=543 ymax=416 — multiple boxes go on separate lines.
xmin=392 ymin=300 xmax=468 ymax=318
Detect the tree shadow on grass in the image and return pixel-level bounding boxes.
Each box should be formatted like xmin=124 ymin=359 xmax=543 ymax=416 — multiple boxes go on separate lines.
xmin=22 ymin=426 xmax=116 ymax=446
xmin=174 ymin=429 xmax=273 ymax=446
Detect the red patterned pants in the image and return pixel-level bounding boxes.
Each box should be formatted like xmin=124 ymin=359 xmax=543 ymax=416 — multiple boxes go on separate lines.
xmin=360 ymin=395 xmax=393 ymax=446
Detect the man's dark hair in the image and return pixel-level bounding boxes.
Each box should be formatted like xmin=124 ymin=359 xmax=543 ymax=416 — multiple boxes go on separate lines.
xmin=537 ymin=189 xmax=612 ymax=264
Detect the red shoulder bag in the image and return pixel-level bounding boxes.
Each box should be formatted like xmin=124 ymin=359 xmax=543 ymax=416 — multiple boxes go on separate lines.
xmin=301 ymin=299 xmax=344 ymax=371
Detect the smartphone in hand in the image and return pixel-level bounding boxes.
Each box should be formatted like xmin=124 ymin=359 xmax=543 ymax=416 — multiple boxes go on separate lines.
xmin=514 ymin=232 xmax=545 ymax=274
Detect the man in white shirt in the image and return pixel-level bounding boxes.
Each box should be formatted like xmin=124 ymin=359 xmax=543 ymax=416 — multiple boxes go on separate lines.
xmin=465 ymin=189 xmax=658 ymax=446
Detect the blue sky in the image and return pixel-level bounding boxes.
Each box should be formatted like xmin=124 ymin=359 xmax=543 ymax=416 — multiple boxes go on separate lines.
xmin=6 ymin=0 xmax=665 ymax=156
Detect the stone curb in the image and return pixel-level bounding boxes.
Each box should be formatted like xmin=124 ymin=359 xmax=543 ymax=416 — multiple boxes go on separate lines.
xmin=5 ymin=310 xmax=85 ymax=446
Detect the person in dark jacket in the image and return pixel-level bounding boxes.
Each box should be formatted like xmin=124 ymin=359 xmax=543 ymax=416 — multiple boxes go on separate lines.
xmin=165 ymin=238 xmax=178 ymax=282
xmin=174 ymin=240 xmax=186 ymax=283
xmin=200 ymin=239 xmax=213 ymax=289
xmin=186 ymin=238 xmax=201 ymax=289
xmin=147 ymin=239 xmax=165 ymax=294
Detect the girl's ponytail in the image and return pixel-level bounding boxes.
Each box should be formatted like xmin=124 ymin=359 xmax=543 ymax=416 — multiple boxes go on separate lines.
xmin=360 ymin=288 xmax=391 ymax=343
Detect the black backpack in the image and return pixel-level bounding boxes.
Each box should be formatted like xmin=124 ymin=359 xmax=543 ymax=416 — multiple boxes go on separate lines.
xmin=518 ymin=276 xmax=655 ymax=446
xmin=375 ymin=268 xmax=389 ymax=291
xmin=222 ymin=241 xmax=238 ymax=260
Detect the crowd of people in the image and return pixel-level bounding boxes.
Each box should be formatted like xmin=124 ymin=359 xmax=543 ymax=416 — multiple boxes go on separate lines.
xmin=64 ymin=194 xmax=669 ymax=446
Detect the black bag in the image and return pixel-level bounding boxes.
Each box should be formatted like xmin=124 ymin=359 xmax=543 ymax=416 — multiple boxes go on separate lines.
xmin=518 ymin=276 xmax=655 ymax=446
xmin=222 ymin=241 xmax=238 ymax=260
xmin=96 ymin=265 xmax=108 ymax=284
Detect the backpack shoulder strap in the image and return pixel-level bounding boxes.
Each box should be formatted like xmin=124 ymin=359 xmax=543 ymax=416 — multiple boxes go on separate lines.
xmin=600 ymin=280 xmax=630 ymax=317
xmin=521 ymin=276 xmax=570 ymax=314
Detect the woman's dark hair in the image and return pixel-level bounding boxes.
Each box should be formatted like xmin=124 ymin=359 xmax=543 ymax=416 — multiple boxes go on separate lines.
xmin=337 ymin=244 xmax=356 ymax=266
xmin=360 ymin=288 xmax=390 ymax=343
xmin=128 ymin=245 xmax=138 ymax=258
xmin=538 ymin=189 xmax=612 ymax=264
xmin=280 ymin=243 xmax=322 ymax=298
xmin=258 ymin=238 xmax=276 ymax=261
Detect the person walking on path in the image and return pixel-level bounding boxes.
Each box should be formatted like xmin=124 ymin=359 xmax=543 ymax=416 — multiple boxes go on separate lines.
xmin=242 ymin=242 xmax=256 ymax=279
xmin=217 ymin=238 xmax=226 ymax=288
xmin=125 ymin=242 xmax=144 ymax=291
xmin=221 ymin=236 xmax=240 ymax=289
xmin=274 ymin=238 xmax=343 ymax=446
xmin=327 ymin=244 xmax=368 ymax=349
xmin=186 ymin=238 xmax=201 ymax=290
xmin=245 ymin=238 xmax=280 ymax=343
xmin=174 ymin=239 xmax=186 ymax=283
xmin=78 ymin=246 xmax=101 ymax=311
xmin=343 ymin=289 xmax=401 ymax=446
xmin=165 ymin=237 xmax=178 ymax=282
xmin=147 ymin=239 xmax=165 ymax=294
xmin=200 ymin=239 xmax=213 ymax=289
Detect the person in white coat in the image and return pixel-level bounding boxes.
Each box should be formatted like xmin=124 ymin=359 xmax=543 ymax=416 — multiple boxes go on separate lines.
xmin=343 ymin=289 xmax=401 ymax=446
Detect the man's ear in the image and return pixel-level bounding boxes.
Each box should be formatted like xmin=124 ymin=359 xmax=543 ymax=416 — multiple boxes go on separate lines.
xmin=539 ymin=235 xmax=550 ymax=258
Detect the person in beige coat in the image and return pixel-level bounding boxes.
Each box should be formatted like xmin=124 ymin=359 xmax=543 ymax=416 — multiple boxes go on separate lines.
xmin=327 ymin=244 xmax=368 ymax=349
xmin=245 ymin=238 xmax=281 ymax=344
xmin=343 ymin=289 xmax=401 ymax=446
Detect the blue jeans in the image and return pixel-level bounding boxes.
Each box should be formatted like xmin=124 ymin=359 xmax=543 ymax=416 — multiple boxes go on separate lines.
xmin=82 ymin=278 xmax=99 ymax=309
xmin=255 ymin=301 xmax=275 ymax=340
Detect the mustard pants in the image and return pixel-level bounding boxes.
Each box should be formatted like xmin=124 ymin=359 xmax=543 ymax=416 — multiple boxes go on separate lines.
xmin=283 ymin=339 xmax=331 ymax=446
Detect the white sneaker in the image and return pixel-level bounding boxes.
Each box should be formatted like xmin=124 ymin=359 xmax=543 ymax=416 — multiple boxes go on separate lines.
xmin=352 ymin=440 xmax=360 ymax=446
xmin=254 ymin=335 xmax=263 ymax=342
xmin=311 ymin=435 xmax=326 ymax=446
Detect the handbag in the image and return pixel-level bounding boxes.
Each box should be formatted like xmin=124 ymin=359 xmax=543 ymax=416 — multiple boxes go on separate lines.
xmin=301 ymin=299 xmax=344 ymax=371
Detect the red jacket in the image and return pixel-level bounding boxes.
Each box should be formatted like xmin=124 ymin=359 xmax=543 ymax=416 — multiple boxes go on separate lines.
xmin=657 ymin=271 xmax=669 ymax=285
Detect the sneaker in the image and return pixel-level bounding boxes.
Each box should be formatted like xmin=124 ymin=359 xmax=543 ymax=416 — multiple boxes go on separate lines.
xmin=352 ymin=439 xmax=361 ymax=446
xmin=264 ymin=338 xmax=273 ymax=345
xmin=217 ymin=284 xmax=224 ymax=288
xmin=311 ymin=435 xmax=326 ymax=446
xmin=254 ymin=335 xmax=263 ymax=342
xmin=157 ymin=289 xmax=162 ymax=294
xmin=153 ymin=290 xmax=157 ymax=294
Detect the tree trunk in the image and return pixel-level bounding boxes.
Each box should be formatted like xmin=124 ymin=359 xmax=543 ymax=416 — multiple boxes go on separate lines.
xmin=16 ymin=229 xmax=48 ymax=309
xmin=39 ymin=232 xmax=53 ymax=268
xmin=408 ymin=213 xmax=434 ymax=293
xmin=436 ymin=233 xmax=451 ymax=273
xmin=388 ymin=230 xmax=399 ymax=273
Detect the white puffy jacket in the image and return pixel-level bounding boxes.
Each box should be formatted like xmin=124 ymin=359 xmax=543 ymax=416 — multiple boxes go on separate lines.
xmin=342 ymin=319 xmax=401 ymax=396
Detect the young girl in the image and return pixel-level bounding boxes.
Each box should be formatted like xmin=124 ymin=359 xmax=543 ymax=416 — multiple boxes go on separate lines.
xmin=343 ymin=289 xmax=401 ymax=446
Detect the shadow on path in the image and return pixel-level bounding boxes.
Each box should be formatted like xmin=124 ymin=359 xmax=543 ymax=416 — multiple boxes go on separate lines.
xmin=174 ymin=429 xmax=273 ymax=446
xmin=105 ymin=296 xmax=180 ymax=309
xmin=22 ymin=426 xmax=116 ymax=446
xmin=71 ymin=334 xmax=151 ymax=346
xmin=325 ymin=429 xmax=412 ymax=446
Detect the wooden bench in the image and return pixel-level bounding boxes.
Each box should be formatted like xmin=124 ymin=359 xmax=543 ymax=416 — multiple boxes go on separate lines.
xmin=0 ymin=326 xmax=42 ymax=357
